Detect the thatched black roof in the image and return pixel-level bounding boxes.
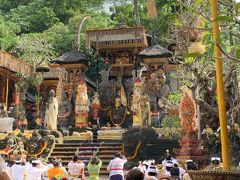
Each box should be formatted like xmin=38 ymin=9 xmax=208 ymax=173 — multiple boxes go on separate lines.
xmin=139 ymin=45 xmax=173 ymax=58
xmin=85 ymin=76 xmax=96 ymax=89
xmin=53 ymin=50 xmax=90 ymax=67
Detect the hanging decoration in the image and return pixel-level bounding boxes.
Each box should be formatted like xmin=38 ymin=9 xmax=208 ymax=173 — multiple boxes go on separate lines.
xmin=75 ymin=79 xmax=90 ymax=128
xmin=179 ymin=87 xmax=196 ymax=132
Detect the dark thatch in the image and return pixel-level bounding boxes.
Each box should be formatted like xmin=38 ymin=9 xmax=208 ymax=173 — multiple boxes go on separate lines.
xmin=85 ymin=76 xmax=96 ymax=89
xmin=53 ymin=50 xmax=90 ymax=67
xmin=139 ymin=45 xmax=173 ymax=58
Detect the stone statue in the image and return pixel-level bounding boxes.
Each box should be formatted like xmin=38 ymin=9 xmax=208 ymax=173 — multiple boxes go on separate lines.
xmin=58 ymin=92 xmax=71 ymax=131
xmin=75 ymin=79 xmax=89 ymax=128
xmin=44 ymin=89 xmax=58 ymax=130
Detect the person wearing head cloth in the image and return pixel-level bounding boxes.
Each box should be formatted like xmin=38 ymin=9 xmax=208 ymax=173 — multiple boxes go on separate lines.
xmin=162 ymin=150 xmax=178 ymax=172
xmin=158 ymin=161 xmax=173 ymax=180
xmin=183 ymin=160 xmax=197 ymax=180
xmin=145 ymin=164 xmax=158 ymax=180
xmin=10 ymin=158 xmax=26 ymax=180
xmin=204 ymin=157 xmax=223 ymax=171
xmin=87 ymin=151 xmax=102 ymax=180
xmin=25 ymin=159 xmax=48 ymax=180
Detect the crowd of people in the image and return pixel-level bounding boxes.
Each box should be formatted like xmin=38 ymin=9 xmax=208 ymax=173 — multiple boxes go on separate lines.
xmin=0 ymin=150 xmax=102 ymax=180
xmin=108 ymin=152 xmax=224 ymax=180
xmin=0 ymin=150 xmax=225 ymax=180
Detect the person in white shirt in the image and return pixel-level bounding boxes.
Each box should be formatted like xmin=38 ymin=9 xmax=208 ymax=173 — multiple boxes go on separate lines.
xmin=25 ymin=159 xmax=48 ymax=180
xmin=68 ymin=155 xmax=85 ymax=179
xmin=0 ymin=155 xmax=12 ymax=180
xmin=162 ymin=154 xmax=177 ymax=172
xmin=145 ymin=164 xmax=158 ymax=180
xmin=107 ymin=152 xmax=127 ymax=180
xmin=11 ymin=159 xmax=26 ymax=180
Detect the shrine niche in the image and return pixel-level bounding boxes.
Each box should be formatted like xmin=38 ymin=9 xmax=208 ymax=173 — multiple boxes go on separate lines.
xmin=138 ymin=45 xmax=176 ymax=111
xmin=87 ymin=25 xmax=148 ymax=127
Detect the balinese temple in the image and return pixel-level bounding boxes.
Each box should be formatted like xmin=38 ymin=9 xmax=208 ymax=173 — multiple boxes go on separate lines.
xmin=0 ymin=51 xmax=32 ymax=111
xmin=139 ymin=45 xmax=180 ymax=91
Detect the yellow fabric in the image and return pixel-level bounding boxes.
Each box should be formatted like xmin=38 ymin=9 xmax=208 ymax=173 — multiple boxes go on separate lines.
xmin=47 ymin=167 xmax=65 ymax=180
xmin=120 ymin=85 xmax=127 ymax=107
xmin=147 ymin=102 xmax=151 ymax=126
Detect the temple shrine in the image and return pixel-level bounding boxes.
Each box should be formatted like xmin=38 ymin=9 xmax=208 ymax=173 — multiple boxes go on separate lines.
xmin=0 ymin=25 xmax=193 ymax=177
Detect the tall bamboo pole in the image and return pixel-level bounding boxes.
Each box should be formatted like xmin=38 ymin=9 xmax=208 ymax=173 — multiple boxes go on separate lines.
xmin=210 ymin=0 xmax=230 ymax=170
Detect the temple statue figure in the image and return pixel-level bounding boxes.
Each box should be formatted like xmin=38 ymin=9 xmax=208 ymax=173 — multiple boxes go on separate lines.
xmin=45 ymin=89 xmax=58 ymax=130
xmin=91 ymin=92 xmax=101 ymax=120
xmin=140 ymin=93 xmax=151 ymax=126
xmin=131 ymin=78 xmax=144 ymax=126
xmin=75 ymin=79 xmax=89 ymax=128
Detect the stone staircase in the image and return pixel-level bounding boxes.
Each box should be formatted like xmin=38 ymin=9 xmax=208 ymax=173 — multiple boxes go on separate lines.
xmin=50 ymin=140 xmax=122 ymax=176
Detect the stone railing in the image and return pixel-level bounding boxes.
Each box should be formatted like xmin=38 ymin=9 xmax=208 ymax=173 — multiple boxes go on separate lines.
xmin=0 ymin=51 xmax=32 ymax=75
xmin=86 ymin=26 xmax=148 ymax=50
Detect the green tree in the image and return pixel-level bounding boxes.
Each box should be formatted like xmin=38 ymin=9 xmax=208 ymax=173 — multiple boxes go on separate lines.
xmin=0 ymin=15 xmax=20 ymax=50
xmin=6 ymin=2 xmax=59 ymax=33
xmin=43 ymin=22 xmax=74 ymax=55
xmin=13 ymin=33 xmax=56 ymax=67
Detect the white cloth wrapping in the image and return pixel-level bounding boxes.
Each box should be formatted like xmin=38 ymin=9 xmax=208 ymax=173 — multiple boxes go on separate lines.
xmin=0 ymin=117 xmax=14 ymax=132
xmin=45 ymin=97 xmax=58 ymax=130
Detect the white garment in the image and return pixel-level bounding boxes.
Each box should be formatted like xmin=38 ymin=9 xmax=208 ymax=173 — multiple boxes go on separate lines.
xmin=25 ymin=165 xmax=48 ymax=180
xmin=162 ymin=158 xmax=178 ymax=171
xmin=45 ymin=97 xmax=58 ymax=130
xmin=107 ymin=157 xmax=127 ymax=177
xmin=11 ymin=164 xmax=26 ymax=180
xmin=144 ymin=175 xmax=158 ymax=180
xmin=163 ymin=170 xmax=171 ymax=176
xmin=68 ymin=161 xmax=84 ymax=177
xmin=179 ymin=167 xmax=186 ymax=180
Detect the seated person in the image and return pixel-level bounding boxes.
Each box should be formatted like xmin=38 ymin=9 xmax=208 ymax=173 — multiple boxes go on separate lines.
xmin=183 ymin=160 xmax=197 ymax=180
xmin=204 ymin=157 xmax=223 ymax=171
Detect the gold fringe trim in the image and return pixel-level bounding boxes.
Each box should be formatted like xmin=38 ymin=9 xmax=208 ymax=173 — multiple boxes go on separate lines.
xmin=109 ymin=108 xmax=127 ymax=126
xmin=27 ymin=142 xmax=47 ymax=157
xmin=123 ymin=141 xmax=141 ymax=160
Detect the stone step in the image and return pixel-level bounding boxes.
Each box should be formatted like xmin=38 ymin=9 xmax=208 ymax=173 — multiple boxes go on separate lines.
xmin=56 ymin=142 xmax=122 ymax=147
xmin=52 ymin=147 xmax=121 ymax=152
xmin=53 ymin=150 xmax=118 ymax=155
xmin=49 ymin=140 xmax=122 ymax=177
xmin=61 ymin=160 xmax=110 ymax=166
xmin=53 ymin=155 xmax=114 ymax=160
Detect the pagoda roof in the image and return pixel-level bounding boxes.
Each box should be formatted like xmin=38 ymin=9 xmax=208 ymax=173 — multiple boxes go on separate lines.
xmin=139 ymin=45 xmax=173 ymax=58
xmin=53 ymin=50 xmax=90 ymax=67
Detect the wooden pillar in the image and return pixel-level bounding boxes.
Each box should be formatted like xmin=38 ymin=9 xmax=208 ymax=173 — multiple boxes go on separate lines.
xmin=1 ymin=78 xmax=5 ymax=102
xmin=5 ymin=69 xmax=9 ymax=111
